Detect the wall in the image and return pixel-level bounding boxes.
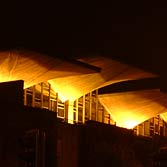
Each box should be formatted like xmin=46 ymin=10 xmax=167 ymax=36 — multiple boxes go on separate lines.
xmin=0 ymin=80 xmax=57 ymax=167
xmin=79 ymin=121 xmax=167 ymax=167
xmin=57 ymin=121 xmax=79 ymax=167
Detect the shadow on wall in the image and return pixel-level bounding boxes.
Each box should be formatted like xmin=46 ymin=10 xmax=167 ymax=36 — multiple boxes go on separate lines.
xmin=79 ymin=121 xmax=167 ymax=167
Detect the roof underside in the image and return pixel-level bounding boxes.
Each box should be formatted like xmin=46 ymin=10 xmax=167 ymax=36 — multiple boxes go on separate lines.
xmin=98 ymin=90 xmax=167 ymax=129
xmin=0 ymin=49 xmax=167 ymax=128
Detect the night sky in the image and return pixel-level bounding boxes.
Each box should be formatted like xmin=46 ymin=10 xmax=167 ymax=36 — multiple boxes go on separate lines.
xmin=0 ymin=1 xmax=167 ymax=75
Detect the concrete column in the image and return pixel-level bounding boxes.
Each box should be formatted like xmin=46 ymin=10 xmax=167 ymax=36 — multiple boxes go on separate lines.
xmin=68 ymin=101 xmax=74 ymax=124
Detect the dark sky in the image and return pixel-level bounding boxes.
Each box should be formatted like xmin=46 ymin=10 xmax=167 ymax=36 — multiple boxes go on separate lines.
xmin=0 ymin=1 xmax=167 ymax=75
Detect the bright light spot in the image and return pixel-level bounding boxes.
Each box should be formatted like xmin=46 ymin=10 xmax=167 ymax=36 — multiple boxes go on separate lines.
xmin=58 ymin=94 xmax=68 ymax=102
xmin=48 ymin=80 xmax=80 ymax=101
xmin=123 ymin=120 xmax=139 ymax=129
xmin=160 ymin=114 xmax=167 ymax=122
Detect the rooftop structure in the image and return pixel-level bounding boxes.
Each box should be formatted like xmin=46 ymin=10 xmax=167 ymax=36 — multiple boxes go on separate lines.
xmin=0 ymin=49 xmax=167 ymax=132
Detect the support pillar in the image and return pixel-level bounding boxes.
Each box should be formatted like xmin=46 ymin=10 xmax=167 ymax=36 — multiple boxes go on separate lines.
xmin=68 ymin=101 xmax=74 ymax=124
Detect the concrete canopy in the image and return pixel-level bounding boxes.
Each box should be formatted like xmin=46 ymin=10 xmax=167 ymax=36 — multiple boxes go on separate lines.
xmin=0 ymin=49 xmax=165 ymax=129
xmin=0 ymin=50 xmax=99 ymax=88
xmin=0 ymin=50 xmax=155 ymax=101
xmin=49 ymin=56 xmax=156 ymax=101
xmin=98 ymin=90 xmax=167 ymax=129
xmin=1 ymin=2 xmax=167 ymax=130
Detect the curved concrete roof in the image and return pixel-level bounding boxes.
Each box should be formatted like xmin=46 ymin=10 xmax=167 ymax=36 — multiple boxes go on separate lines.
xmin=49 ymin=56 xmax=155 ymax=101
xmin=98 ymin=90 xmax=167 ymax=128
xmin=0 ymin=49 xmax=166 ymax=128
xmin=0 ymin=50 xmax=99 ymax=88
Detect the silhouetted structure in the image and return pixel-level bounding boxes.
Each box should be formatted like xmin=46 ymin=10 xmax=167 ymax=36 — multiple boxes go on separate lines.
xmin=0 ymin=80 xmax=167 ymax=167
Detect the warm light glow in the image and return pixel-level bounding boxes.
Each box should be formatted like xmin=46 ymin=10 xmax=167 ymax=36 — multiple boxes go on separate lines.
xmin=0 ymin=50 xmax=100 ymax=90
xmin=0 ymin=51 xmax=155 ymax=102
xmin=122 ymin=120 xmax=139 ymax=129
xmin=47 ymin=56 xmax=156 ymax=102
xmin=57 ymin=94 xmax=69 ymax=103
xmin=98 ymin=90 xmax=167 ymax=129
xmin=68 ymin=101 xmax=74 ymax=124
xmin=108 ymin=111 xmax=142 ymax=129
xmin=48 ymin=80 xmax=83 ymax=101
xmin=160 ymin=113 xmax=167 ymax=122
xmin=0 ymin=50 xmax=162 ymax=128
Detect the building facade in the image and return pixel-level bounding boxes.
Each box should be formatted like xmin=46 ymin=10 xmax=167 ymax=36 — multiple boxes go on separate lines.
xmin=24 ymin=82 xmax=167 ymax=138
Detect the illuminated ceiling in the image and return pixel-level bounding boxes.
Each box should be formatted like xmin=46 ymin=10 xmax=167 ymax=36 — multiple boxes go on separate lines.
xmin=0 ymin=50 xmax=155 ymax=101
xmin=0 ymin=50 xmax=99 ymax=88
xmin=0 ymin=49 xmax=166 ymax=128
xmin=48 ymin=56 xmax=156 ymax=101
xmin=98 ymin=90 xmax=167 ymax=129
